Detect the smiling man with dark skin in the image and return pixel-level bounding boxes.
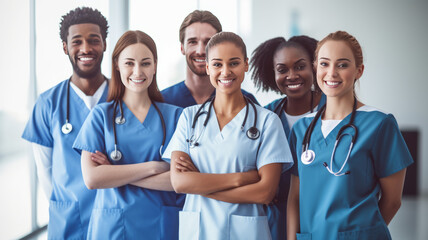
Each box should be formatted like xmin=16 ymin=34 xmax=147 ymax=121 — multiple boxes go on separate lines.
xmin=162 ymin=10 xmax=258 ymax=107
xmin=22 ymin=7 xmax=109 ymax=239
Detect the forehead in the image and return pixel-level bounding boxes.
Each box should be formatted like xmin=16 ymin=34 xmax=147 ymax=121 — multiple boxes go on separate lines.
xmin=208 ymin=42 xmax=244 ymax=59
xmin=67 ymin=23 xmax=102 ymax=40
xmin=119 ymin=43 xmax=153 ymax=60
xmin=274 ymin=46 xmax=310 ymax=63
xmin=318 ymin=40 xmax=354 ymax=60
xmin=184 ymin=22 xmax=217 ymax=41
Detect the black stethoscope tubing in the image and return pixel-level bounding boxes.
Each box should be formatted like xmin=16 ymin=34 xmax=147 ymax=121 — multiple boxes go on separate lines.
xmin=61 ymin=78 xmax=73 ymax=134
xmin=187 ymin=96 xmax=260 ymax=147
xmin=301 ymin=97 xmax=358 ymax=176
xmin=110 ymin=99 xmax=166 ymax=161
xmin=273 ymin=91 xmax=314 ymax=116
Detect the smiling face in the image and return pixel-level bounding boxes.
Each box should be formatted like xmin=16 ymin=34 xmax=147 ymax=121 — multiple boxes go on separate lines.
xmin=316 ymin=40 xmax=363 ymax=99
xmin=274 ymin=46 xmax=314 ymax=99
xmin=63 ymin=23 xmax=106 ymax=79
xmin=181 ymin=22 xmax=218 ymax=76
xmin=206 ymin=42 xmax=248 ymax=95
xmin=116 ymin=43 xmax=156 ymax=95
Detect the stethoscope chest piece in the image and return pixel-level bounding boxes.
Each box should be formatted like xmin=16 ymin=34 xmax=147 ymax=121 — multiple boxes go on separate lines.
xmin=110 ymin=149 xmax=122 ymax=161
xmin=61 ymin=123 xmax=73 ymax=134
xmin=246 ymin=127 xmax=260 ymax=140
xmin=115 ymin=116 xmax=126 ymax=125
xmin=301 ymin=150 xmax=315 ymax=165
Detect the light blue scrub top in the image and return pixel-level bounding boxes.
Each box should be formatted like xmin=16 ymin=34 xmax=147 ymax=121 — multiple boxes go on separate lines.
xmin=264 ymin=93 xmax=326 ymax=240
xmin=289 ymin=106 xmax=413 ymax=240
xmin=163 ymin=102 xmax=294 ymax=240
xmin=21 ymin=79 xmax=109 ymax=239
xmin=73 ymin=101 xmax=183 ymax=240
xmin=161 ymin=80 xmax=259 ymax=107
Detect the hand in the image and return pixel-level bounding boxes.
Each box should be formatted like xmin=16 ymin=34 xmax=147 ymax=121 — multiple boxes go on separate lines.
xmin=175 ymin=156 xmax=199 ymax=172
xmin=91 ymin=151 xmax=111 ymax=166
xmin=240 ymin=170 xmax=260 ymax=186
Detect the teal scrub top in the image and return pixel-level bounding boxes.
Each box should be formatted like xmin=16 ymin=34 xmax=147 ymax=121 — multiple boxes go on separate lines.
xmin=288 ymin=105 xmax=413 ymax=240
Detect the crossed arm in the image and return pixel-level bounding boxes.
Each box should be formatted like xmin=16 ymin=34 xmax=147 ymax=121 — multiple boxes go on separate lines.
xmin=170 ymin=151 xmax=282 ymax=205
xmin=81 ymin=150 xmax=173 ymax=191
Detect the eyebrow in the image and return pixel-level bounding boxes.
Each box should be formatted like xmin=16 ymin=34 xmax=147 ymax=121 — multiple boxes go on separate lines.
xmin=319 ymin=57 xmax=351 ymax=62
xmin=210 ymin=57 xmax=241 ymax=62
xmin=124 ymin=57 xmax=152 ymax=61
xmin=71 ymin=34 xmax=102 ymax=40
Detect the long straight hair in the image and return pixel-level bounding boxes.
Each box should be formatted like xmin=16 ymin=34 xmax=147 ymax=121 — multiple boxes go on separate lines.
xmin=107 ymin=30 xmax=163 ymax=102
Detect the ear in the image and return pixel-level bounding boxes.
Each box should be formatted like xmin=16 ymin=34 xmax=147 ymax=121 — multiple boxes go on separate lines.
xmin=180 ymin=44 xmax=185 ymax=55
xmin=244 ymin=58 xmax=249 ymax=72
xmin=63 ymin=41 xmax=68 ymax=55
xmin=356 ymin=64 xmax=364 ymax=80
xmin=206 ymin=62 xmax=210 ymax=76
xmin=103 ymin=40 xmax=107 ymax=52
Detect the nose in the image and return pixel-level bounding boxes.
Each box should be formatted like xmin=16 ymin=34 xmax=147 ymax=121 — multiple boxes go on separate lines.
xmin=133 ymin=65 xmax=144 ymax=77
xmin=196 ymin=41 xmax=205 ymax=55
xmin=327 ymin=66 xmax=338 ymax=78
xmin=286 ymin=69 xmax=298 ymax=80
xmin=221 ymin=65 xmax=231 ymax=76
xmin=80 ymin=40 xmax=91 ymax=54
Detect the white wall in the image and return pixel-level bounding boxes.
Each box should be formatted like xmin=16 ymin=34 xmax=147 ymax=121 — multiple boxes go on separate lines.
xmin=246 ymin=0 xmax=428 ymax=194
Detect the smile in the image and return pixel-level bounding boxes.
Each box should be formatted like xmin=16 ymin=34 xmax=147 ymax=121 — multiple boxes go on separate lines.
xmin=287 ymin=83 xmax=303 ymax=89
xmin=325 ymin=81 xmax=341 ymax=86
xmin=219 ymin=79 xmax=234 ymax=84
xmin=130 ymin=78 xmax=145 ymax=83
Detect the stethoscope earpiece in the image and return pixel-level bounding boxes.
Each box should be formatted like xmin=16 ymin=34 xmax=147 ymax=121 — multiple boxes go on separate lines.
xmin=246 ymin=127 xmax=260 ymax=140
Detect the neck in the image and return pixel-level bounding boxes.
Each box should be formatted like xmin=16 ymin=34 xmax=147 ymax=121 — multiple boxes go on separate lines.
xmin=323 ymin=93 xmax=356 ymax=120
xmin=122 ymin=90 xmax=152 ymax=111
xmin=185 ymin=71 xmax=215 ymax=104
xmin=286 ymin=91 xmax=322 ymax=115
xmin=71 ymin=72 xmax=105 ymax=96
xmin=213 ymin=91 xmax=246 ymax=115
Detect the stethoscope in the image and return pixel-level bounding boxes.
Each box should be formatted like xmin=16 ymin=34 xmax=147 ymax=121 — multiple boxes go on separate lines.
xmin=273 ymin=91 xmax=314 ymax=116
xmin=186 ymin=96 xmax=260 ymax=148
xmin=110 ymin=99 xmax=166 ymax=161
xmin=61 ymin=79 xmax=73 ymax=134
xmin=301 ymin=97 xmax=358 ymax=176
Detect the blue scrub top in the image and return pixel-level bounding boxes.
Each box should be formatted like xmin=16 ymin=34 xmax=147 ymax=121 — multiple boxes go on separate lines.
xmin=163 ymin=103 xmax=293 ymax=240
xmin=288 ymin=105 xmax=413 ymax=240
xmin=265 ymin=94 xmax=326 ymax=240
xmin=22 ymin=79 xmax=109 ymax=239
xmin=264 ymin=93 xmax=326 ymax=240
xmin=73 ymin=101 xmax=183 ymax=240
xmin=161 ymin=80 xmax=259 ymax=107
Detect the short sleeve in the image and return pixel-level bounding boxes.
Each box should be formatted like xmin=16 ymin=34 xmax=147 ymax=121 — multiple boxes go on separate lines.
xmin=288 ymin=127 xmax=299 ymax=176
xmin=372 ymin=114 xmax=413 ymax=178
xmin=162 ymin=108 xmax=190 ymax=163
xmin=22 ymin=95 xmax=53 ymax=147
xmin=72 ymin=107 xmax=106 ymax=154
xmin=256 ymin=113 xmax=293 ymax=172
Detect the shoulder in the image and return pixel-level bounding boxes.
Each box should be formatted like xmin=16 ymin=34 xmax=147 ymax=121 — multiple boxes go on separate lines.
xmin=161 ymin=81 xmax=185 ymax=95
xmin=357 ymin=105 xmax=393 ymax=121
xmin=241 ymin=89 xmax=259 ymax=105
xmin=37 ymin=80 xmax=68 ymax=102
xmin=155 ymin=101 xmax=183 ymax=115
xmin=264 ymin=98 xmax=283 ymax=111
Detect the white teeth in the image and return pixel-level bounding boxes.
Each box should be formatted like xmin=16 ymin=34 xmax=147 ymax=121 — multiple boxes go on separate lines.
xmin=325 ymin=81 xmax=340 ymax=86
xmin=288 ymin=84 xmax=302 ymax=89
xmin=79 ymin=57 xmax=93 ymax=61
xmin=219 ymin=79 xmax=232 ymax=84
xmin=194 ymin=59 xmax=205 ymax=62
xmin=130 ymin=79 xmax=144 ymax=83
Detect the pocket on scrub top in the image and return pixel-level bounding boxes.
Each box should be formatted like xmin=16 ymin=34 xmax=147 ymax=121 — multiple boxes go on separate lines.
xmin=179 ymin=211 xmax=200 ymax=240
xmin=48 ymin=200 xmax=83 ymax=240
xmin=229 ymin=215 xmax=272 ymax=240
xmin=87 ymin=208 xmax=124 ymax=240
xmin=296 ymin=232 xmax=312 ymax=240
xmin=337 ymin=223 xmax=390 ymax=240
xmin=160 ymin=206 xmax=180 ymax=240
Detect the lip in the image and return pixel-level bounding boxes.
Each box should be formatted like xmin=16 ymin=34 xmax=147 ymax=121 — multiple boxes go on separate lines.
xmin=218 ymin=78 xmax=235 ymax=87
xmin=77 ymin=55 xmax=96 ymax=65
xmin=285 ymin=82 xmax=304 ymax=90
xmin=324 ymin=80 xmax=341 ymax=88
xmin=129 ymin=78 xmax=146 ymax=84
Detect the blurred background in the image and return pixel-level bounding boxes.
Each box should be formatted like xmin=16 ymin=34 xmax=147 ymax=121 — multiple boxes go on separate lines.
xmin=1 ymin=0 xmax=427 ymax=239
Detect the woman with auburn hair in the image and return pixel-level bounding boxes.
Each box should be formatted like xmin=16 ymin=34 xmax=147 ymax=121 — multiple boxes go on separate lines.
xmin=250 ymin=35 xmax=325 ymax=240
xmin=163 ymin=32 xmax=293 ymax=239
xmin=287 ymin=31 xmax=413 ymax=240
xmin=73 ymin=30 xmax=183 ymax=239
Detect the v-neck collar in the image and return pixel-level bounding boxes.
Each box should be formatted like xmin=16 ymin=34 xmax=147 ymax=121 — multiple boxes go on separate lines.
xmin=313 ymin=110 xmax=354 ymax=146
xmin=121 ymin=102 xmax=155 ymax=131
xmin=210 ymin=104 xmax=247 ymax=142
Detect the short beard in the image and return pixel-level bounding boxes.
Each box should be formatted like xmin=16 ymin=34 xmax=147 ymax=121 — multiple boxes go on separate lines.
xmin=186 ymin=57 xmax=207 ymax=77
xmin=69 ymin=55 xmax=102 ymax=79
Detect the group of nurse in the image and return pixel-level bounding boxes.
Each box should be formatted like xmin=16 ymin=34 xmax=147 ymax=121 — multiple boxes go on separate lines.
xmin=22 ymin=7 xmax=413 ymax=240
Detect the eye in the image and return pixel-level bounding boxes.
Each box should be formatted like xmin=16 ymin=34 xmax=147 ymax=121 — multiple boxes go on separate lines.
xmin=89 ymin=39 xmax=101 ymax=45
xmin=295 ymin=64 xmax=306 ymax=71
xmin=142 ymin=61 xmax=151 ymax=66
xmin=276 ymin=67 xmax=288 ymax=74
xmin=72 ymin=40 xmax=81 ymax=45
xmin=125 ymin=62 xmax=134 ymax=66
xmin=188 ymin=40 xmax=197 ymax=45
xmin=319 ymin=62 xmax=328 ymax=67
xmin=338 ymin=63 xmax=349 ymax=68
xmin=230 ymin=61 xmax=240 ymax=67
